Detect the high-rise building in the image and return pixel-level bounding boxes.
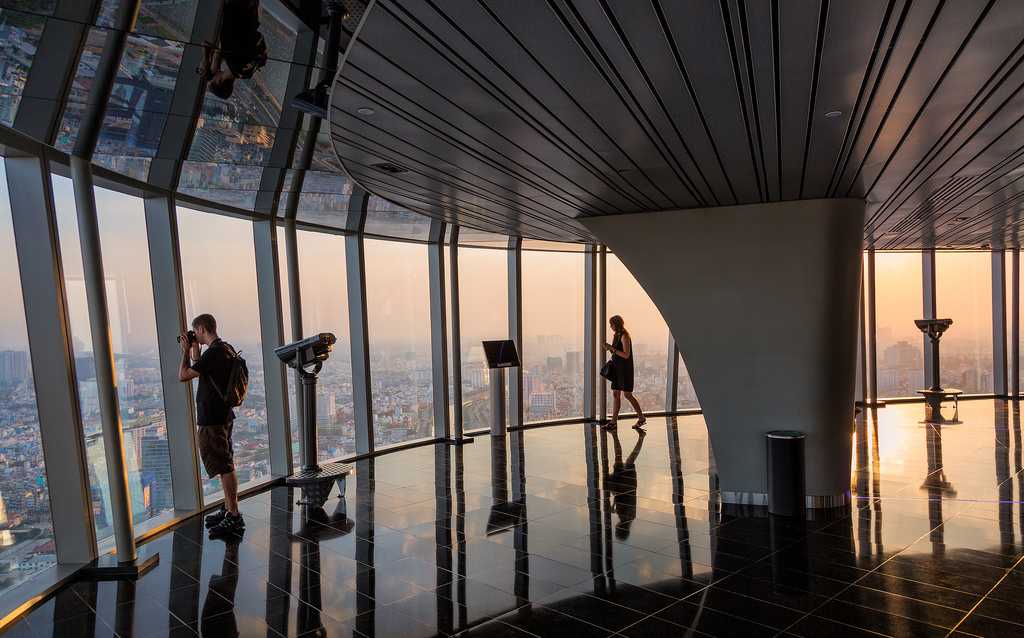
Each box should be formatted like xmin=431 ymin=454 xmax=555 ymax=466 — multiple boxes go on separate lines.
xmin=140 ymin=435 xmax=172 ymax=511
xmin=0 ymin=350 xmax=29 ymax=384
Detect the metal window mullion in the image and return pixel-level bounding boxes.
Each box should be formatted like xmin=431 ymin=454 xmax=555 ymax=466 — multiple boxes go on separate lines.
xmin=923 ymin=249 xmax=937 ymax=391
xmin=598 ymin=246 xmax=608 ymax=420
xmin=449 ymin=227 xmax=464 ymax=438
xmin=665 ymin=335 xmax=679 ymax=413
xmin=508 ymin=237 xmax=523 ymax=428
xmin=583 ymin=244 xmax=597 ymax=421
xmin=6 ymin=152 xmax=97 ymax=564
xmin=428 ymin=220 xmax=451 ymax=439
xmin=1013 ymin=248 xmax=1020 ymax=397
xmin=143 ymin=194 xmax=201 ymax=510
xmin=253 ymin=219 xmax=292 ymax=476
xmin=993 ymin=250 xmax=1009 ymax=396
xmin=856 ymin=259 xmax=868 ymax=405
xmin=69 ymin=0 xmax=140 ymax=563
xmin=347 ymin=189 xmax=373 ymax=455
xmin=865 ymin=249 xmax=878 ymax=403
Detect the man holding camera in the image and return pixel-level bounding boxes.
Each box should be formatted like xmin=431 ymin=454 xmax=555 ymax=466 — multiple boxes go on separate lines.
xmin=178 ymin=314 xmax=245 ymax=538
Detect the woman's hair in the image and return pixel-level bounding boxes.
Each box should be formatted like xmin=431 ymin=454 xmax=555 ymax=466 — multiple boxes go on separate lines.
xmin=609 ymin=315 xmax=626 ymax=334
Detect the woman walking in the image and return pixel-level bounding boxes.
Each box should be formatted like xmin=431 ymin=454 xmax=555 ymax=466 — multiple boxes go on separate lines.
xmin=603 ymin=315 xmax=646 ymax=429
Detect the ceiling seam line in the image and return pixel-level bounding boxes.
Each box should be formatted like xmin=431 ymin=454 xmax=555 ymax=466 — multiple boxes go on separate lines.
xmin=338 ymin=67 xmax=616 ymax=215
xmin=797 ymin=0 xmax=830 ymax=199
xmin=375 ymin=0 xmax=657 ymax=211
xmin=838 ymin=0 xmax=949 ymax=197
xmin=858 ymin=0 xmax=999 ymax=200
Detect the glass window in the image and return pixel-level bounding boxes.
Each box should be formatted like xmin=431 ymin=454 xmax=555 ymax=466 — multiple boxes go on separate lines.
xmin=457 ymin=247 xmax=508 ymax=431
xmin=676 ymin=354 xmax=699 ymax=410
xmin=874 ymin=251 xmax=924 ymax=398
xmin=51 ymin=176 xmax=173 ymax=539
xmin=522 ymin=249 xmax=584 ymax=422
xmin=937 ymin=251 xmax=994 ymax=393
xmin=363 ymin=196 xmax=432 ymax=241
xmin=296 ymin=230 xmax=354 ymax=462
xmin=178 ymin=208 xmax=272 ymax=498
xmin=0 ymin=159 xmax=55 ymax=596
xmin=364 ymin=239 xmax=434 ymax=447
xmin=0 ymin=8 xmax=45 ymax=127
xmin=606 ymin=254 xmax=668 ymax=415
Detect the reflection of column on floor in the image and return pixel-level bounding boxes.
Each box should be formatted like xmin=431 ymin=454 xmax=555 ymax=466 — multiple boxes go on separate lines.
xmin=666 ymin=418 xmax=694 ymax=581
xmin=434 ymin=446 xmax=454 ymax=635
xmin=355 ymin=459 xmax=375 ymax=637
xmin=871 ymin=412 xmax=884 ymax=555
xmin=584 ymin=425 xmax=607 ymax=591
xmin=454 ymin=447 xmax=468 ymax=629
xmin=923 ymin=425 xmax=948 ymax=555
xmin=267 ymin=487 xmax=293 ymax=635
xmin=169 ymin=519 xmax=203 ymax=627
xmin=510 ymin=430 xmax=529 ymax=604
xmin=855 ymin=414 xmax=872 ymax=560
xmin=114 ymin=581 xmax=136 ymax=636
xmin=995 ymin=403 xmax=1013 ymax=546
xmin=297 ymin=506 xmax=323 ymax=636
xmin=599 ymin=429 xmax=614 ymax=576
xmin=1014 ymin=404 xmax=1024 ymax=540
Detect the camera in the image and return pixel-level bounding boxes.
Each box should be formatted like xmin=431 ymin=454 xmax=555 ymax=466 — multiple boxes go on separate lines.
xmin=177 ymin=330 xmax=196 ymax=344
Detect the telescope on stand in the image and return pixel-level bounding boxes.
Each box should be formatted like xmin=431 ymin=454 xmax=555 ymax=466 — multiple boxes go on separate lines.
xmin=275 ymin=333 xmax=352 ymax=507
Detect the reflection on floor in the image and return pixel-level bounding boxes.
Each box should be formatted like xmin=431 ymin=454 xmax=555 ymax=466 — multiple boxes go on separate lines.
xmin=9 ymin=400 xmax=1024 ymax=636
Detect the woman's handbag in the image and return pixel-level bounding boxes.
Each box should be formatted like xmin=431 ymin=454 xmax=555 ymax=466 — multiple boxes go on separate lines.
xmin=600 ymin=359 xmax=615 ymax=380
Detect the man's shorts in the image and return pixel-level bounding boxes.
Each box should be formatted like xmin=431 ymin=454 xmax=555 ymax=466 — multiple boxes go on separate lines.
xmin=198 ymin=422 xmax=235 ymax=479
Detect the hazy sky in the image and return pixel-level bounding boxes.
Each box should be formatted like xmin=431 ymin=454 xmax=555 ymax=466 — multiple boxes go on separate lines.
xmin=0 ymin=160 xmax=1001 ymax=363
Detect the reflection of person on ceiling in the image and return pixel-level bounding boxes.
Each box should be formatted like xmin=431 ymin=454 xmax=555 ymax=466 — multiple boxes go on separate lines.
xmin=198 ymin=0 xmax=268 ymax=100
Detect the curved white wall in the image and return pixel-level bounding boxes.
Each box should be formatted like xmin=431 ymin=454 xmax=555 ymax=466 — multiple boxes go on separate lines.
xmin=583 ymin=199 xmax=864 ymax=504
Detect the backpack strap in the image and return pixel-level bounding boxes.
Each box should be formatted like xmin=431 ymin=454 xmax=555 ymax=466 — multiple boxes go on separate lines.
xmin=208 ymin=341 xmax=237 ymax=406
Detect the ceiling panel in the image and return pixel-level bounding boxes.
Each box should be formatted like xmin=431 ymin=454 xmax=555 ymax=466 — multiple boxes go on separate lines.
xmin=330 ymin=0 xmax=1024 ymax=248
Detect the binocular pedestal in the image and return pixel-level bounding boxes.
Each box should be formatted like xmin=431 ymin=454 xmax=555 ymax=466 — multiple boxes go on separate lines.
xmin=915 ymin=319 xmax=962 ymax=424
xmin=490 ymin=368 xmax=506 ymax=436
xmin=286 ymin=365 xmax=351 ymax=507
xmin=274 ymin=333 xmax=353 ymax=508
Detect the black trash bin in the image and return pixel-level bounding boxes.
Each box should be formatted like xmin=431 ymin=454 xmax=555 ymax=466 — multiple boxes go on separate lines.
xmin=766 ymin=431 xmax=806 ymax=517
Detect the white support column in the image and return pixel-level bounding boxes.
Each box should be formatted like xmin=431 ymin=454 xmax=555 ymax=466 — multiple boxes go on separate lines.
xmin=143 ymin=195 xmax=201 ymax=510
xmin=508 ymin=238 xmax=524 ymax=428
xmin=6 ymin=152 xmax=97 ymax=565
xmin=428 ymin=220 xmax=451 ymax=439
xmin=583 ymin=245 xmax=598 ymax=421
xmin=253 ymin=219 xmax=292 ymax=476
xmin=993 ymin=250 xmax=1009 ymax=397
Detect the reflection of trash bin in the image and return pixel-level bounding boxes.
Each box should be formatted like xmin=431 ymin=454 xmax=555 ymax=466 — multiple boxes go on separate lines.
xmin=766 ymin=431 xmax=806 ymax=517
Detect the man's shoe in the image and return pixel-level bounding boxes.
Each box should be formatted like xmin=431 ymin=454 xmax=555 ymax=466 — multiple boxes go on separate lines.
xmin=205 ymin=506 xmax=227 ymax=529
xmin=208 ymin=512 xmax=245 ymax=539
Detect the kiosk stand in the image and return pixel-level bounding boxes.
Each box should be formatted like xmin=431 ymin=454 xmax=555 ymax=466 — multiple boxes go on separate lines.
xmin=275 ymin=334 xmax=352 ymax=507
xmin=482 ymin=340 xmax=520 ymax=436
xmin=915 ymin=319 xmax=963 ymax=424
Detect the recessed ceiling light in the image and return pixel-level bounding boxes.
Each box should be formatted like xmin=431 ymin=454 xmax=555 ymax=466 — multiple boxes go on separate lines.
xmin=357 ymin=107 xmax=375 ymax=116
xmin=824 ymin=110 xmax=843 ymax=118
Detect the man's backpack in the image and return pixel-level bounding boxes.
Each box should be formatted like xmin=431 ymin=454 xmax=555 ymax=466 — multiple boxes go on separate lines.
xmin=212 ymin=342 xmax=249 ymax=408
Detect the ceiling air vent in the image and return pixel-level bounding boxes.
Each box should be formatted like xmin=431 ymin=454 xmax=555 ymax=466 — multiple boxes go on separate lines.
xmin=372 ymin=162 xmax=407 ymax=174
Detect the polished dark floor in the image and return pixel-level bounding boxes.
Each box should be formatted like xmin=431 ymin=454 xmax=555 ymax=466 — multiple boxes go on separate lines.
xmin=10 ymin=401 xmax=1024 ymax=637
